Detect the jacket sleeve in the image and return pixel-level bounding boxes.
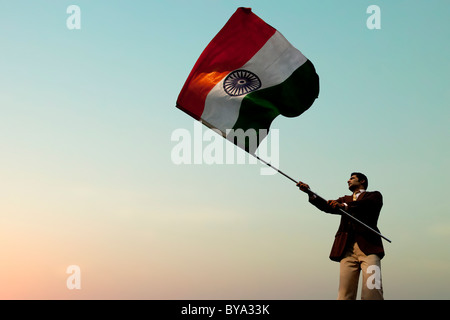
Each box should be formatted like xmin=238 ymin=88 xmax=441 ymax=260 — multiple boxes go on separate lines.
xmin=308 ymin=194 xmax=344 ymax=215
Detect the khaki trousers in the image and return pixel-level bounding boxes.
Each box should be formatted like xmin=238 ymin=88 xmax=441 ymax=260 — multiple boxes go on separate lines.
xmin=337 ymin=242 xmax=384 ymax=300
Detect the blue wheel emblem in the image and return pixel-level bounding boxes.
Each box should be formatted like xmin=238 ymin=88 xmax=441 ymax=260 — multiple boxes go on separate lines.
xmin=223 ymin=69 xmax=261 ymax=96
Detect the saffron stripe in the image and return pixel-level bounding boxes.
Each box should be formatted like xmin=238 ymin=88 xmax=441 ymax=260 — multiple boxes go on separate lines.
xmin=176 ymin=8 xmax=275 ymax=119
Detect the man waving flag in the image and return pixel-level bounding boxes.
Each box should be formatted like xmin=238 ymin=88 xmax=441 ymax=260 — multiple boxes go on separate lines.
xmin=175 ymin=7 xmax=392 ymax=247
xmin=176 ymin=7 xmax=319 ymax=153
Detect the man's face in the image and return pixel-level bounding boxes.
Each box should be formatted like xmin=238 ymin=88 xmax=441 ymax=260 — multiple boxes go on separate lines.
xmin=348 ymin=175 xmax=363 ymax=192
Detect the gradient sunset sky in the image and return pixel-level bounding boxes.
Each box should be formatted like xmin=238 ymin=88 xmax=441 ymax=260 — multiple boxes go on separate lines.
xmin=0 ymin=0 xmax=449 ymax=299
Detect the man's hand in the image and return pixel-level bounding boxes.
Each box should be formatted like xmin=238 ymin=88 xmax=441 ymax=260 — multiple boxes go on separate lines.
xmin=327 ymin=200 xmax=345 ymax=210
xmin=296 ymin=181 xmax=310 ymax=193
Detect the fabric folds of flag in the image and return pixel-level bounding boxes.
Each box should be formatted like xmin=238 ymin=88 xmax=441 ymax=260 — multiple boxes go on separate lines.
xmin=176 ymin=7 xmax=319 ymax=153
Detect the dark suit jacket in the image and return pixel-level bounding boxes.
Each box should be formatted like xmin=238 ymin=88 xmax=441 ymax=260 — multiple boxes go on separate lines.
xmin=309 ymin=191 xmax=385 ymax=262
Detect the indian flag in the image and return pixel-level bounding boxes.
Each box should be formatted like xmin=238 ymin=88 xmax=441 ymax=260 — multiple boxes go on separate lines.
xmin=176 ymin=7 xmax=319 ymax=153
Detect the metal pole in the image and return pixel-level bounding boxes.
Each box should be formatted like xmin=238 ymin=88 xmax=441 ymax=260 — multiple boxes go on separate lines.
xmin=253 ymin=154 xmax=392 ymax=243
xmin=305 ymin=190 xmax=392 ymax=243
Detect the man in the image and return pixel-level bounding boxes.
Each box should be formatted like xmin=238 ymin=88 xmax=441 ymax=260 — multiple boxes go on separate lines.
xmin=297 ymin=172 xmax=384 ymax=300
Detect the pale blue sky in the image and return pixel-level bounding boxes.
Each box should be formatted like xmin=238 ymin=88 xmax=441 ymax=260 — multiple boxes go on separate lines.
xmin=0 ymin=0 xmax=449 ymax=299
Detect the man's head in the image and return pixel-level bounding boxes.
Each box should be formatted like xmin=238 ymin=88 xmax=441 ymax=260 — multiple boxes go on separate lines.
xmin=348 ymin=172 xmax=368 ymax=192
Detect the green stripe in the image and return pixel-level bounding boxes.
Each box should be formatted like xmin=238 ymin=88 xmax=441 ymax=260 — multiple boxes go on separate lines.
xmin=231 ymin=60 xmax=319 ymax=151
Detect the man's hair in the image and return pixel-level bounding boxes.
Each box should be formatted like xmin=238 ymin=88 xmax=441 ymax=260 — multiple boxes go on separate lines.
xmin=351 ymin=172 xmax=368 ymax=189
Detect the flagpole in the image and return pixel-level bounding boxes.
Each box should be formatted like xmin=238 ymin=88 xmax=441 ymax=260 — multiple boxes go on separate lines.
xmin=253 ymin=154 xmax=392 ymax=243
xmin=254 ymin=154 xmax=298 ymax=183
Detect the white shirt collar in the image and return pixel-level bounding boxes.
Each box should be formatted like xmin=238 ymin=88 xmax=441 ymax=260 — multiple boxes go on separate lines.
xmin=353 ymin=189 xmax=366 ymax=199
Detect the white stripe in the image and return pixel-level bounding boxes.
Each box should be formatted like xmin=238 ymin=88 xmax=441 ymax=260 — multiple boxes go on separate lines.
xmin=201 ymin=31 xmax=307 ymax=133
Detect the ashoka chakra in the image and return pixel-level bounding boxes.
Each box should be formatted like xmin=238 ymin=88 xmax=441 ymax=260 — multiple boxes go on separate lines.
xmin=223 ymin=69 xmax=261 ymax=96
